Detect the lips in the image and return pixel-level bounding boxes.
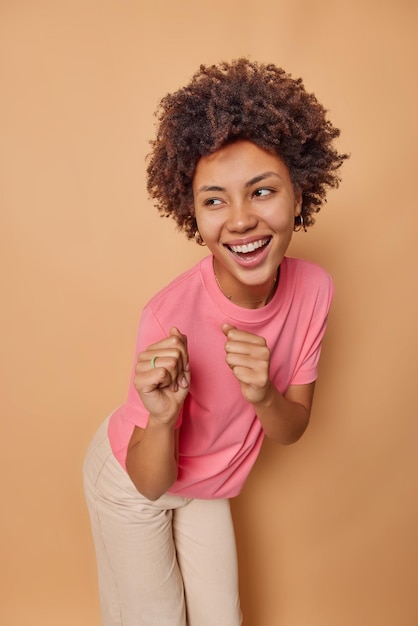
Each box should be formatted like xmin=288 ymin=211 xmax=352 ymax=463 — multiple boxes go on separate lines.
xmin=226 ymin=236 xmax=271 ymax=256
xmin=228 ymin=237 xmax=271 ymax=254
xmin=224 ymin=236 xmax=272 ymax=267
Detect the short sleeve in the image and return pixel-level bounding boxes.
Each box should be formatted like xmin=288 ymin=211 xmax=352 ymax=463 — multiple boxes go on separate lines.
xmin=290 ymin=270 xmax=334 ymax=386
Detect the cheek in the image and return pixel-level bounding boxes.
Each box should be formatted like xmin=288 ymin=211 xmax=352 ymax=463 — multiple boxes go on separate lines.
xmin=266 ymin=207 xmax=295 ymax=232
xmin=195 ymin=212 xmax=223 ymax=240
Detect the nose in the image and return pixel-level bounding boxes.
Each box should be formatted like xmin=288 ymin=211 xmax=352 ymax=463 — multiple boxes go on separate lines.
xmin=226 ymin=199 xmax=258 ymax=233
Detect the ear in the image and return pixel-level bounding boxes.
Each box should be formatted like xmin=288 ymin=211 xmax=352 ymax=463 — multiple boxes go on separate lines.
xmin=294 ymin=189 xmax=303 ymax=216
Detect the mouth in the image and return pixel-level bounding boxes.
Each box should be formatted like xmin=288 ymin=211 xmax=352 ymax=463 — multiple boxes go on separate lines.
xmin=225 ymin=237 xmax=272 ymax=260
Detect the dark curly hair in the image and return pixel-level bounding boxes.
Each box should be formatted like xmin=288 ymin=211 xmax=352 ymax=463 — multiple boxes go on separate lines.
xmin=147 ymin=58 xmax=348 ymax=238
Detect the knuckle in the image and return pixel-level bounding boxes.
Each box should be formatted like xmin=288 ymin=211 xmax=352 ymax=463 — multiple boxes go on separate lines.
xmin=137 ymin=350 xmax=146 ymax=363
xmin=261 ymin=346 xmax=270 ymax=359
xmin=166 ymin=355 xmax=178 ymax=369
xmin=169 ymin=335 xmax=182 ymax=348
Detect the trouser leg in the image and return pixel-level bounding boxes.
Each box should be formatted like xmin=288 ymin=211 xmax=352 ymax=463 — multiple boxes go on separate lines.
xmin=83 ymin=419 xmax=187 ymax=626
xmin=174 ymin=498 xmax=242 ymax=626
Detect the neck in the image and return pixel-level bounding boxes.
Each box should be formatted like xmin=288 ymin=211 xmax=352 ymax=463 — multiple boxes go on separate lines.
xmin=214 ymin=267 xmax=279 ymax=309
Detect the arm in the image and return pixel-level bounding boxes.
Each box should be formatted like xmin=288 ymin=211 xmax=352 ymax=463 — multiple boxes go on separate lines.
xmin=252 ymin=381 xmax=315 ymax=444
xmin=222 ymin=324 xmax=315 ymax=444
xmin=126 ymin=423 xmax=179 ymax=500
xmin=125 ymin=327 xmax=190 ymax=500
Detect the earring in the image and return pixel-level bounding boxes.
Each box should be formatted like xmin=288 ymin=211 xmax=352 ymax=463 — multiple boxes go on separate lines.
xmin=294 ymin=214 xmax=306 ymax=232
xmin=194 ymin=230 xmax=206 ymax=246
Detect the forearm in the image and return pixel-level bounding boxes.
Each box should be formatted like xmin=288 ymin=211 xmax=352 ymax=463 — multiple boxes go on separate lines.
xmin=126 ymin=418 xmax=178 ymax=500
xmin=253 ymin=383 xmax=311 ymax=444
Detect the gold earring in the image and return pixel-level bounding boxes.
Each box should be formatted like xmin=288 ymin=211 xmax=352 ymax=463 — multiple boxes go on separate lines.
xmin=194 ymin=230 xmax=206 ymax=246
xmin=294 ymin=214 xmax=306 ymax=232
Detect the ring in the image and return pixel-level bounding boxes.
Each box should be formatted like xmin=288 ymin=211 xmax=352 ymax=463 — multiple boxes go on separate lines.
xmin=150 ymin=355 xmax=158 ymax=369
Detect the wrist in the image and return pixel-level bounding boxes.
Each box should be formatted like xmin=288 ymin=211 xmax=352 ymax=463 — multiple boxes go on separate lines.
xmin=147 ymin=414 xmax=179 ymax=430
xmin=252 ymin=382 xmax=279 ymax=409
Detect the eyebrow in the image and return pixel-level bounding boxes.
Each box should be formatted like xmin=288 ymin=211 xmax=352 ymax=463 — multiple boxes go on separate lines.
xmin=196 ymin=171 xmax=281 ymax=194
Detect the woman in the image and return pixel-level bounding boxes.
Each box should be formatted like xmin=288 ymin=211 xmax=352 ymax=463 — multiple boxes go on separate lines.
xmin=83 ymin=58 xmax=347 ymax=626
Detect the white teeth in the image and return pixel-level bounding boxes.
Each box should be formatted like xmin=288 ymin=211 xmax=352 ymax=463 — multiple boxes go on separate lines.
xmin=229 ymin=238 xmax=269 ymax=254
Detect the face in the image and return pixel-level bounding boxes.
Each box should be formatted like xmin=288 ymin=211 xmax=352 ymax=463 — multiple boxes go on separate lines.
xmin=193 ymin=140 xmax=302 ymax=303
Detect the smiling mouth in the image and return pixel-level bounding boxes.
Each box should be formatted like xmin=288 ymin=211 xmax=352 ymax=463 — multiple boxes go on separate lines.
xmin=226 ymin=237 xmax=271 ymax=257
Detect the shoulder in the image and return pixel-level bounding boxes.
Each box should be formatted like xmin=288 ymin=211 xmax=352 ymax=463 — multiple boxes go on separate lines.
xmin=282 ymin=257 xmax=334 ymax=312
xmin=145 ymin=257 xmax=207 ymax=314
xmin=285 ymin=256 xmax=333 ymax=292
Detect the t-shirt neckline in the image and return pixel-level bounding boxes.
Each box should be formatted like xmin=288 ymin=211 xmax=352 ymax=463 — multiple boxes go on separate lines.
xmin=200 ymin=255 xmax=288 ymax=324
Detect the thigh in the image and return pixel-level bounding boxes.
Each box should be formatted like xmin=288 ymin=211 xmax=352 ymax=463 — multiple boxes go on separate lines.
xmin=173 ymin=498 xmax=242 ymax=626
xmin=83 ymin=423 xmax=187 ymax=626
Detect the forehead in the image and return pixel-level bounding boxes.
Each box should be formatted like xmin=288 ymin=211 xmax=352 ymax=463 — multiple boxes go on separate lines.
xmin=193 ymin=140 xmax=290 ymax=186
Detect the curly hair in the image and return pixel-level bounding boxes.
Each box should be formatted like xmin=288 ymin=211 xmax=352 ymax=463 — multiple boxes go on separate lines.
xmin=146 ymin=58 xmax=348 ymax=238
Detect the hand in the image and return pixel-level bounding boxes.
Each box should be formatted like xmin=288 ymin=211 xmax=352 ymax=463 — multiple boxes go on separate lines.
xmin=134 ymin=327 xmax=190 ymax=424
xmin=222 ymin=324 xmax=273 ymax=406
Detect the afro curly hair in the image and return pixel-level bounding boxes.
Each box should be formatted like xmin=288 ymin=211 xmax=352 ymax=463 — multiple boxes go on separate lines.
xmin=146 ymin=58 xmax=348 ymax=238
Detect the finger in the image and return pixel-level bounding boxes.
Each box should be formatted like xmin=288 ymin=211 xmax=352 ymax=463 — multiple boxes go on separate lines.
xmin=168 ymin=328 xmax=190 ymax=388
xmin=135 ymin=353 xmax=176 ymax=393
xmin=134 ymin=357 xmax=190 ymax=393
xmin=225 ymin=344 xmax=270 ymax=363
xmin=140 ymin=354 xmax=185 ymax=390
xmin=226 ymin=362 xmax=269 ymax=390
xmin=137 ymin=351 xmax=182 ymax=371
xmin=222 ymin=323 xmax=236 ymax=337
xmin=222 ymin=324 xmax=266 ymax=346
xmin=170 ymin=326 xmax=186 ymax=341
xmin=143 ymin=329 xmax=188 ymax=361
xmin=135 ymin=361 xmax=189 ymax=395
xmin=225 ymin=352 xmax=269 ymax=373
xmin=134 ymin=366 xmax=173 ymax=394
xmin=179 ymin=369 xmax=191 ymax=390
xmin=169 ymin=327 xmax=189 ymax=371
xmin=136 ymin=329 xmax=189 ymax=391
xmin=137 ymin=339 xmax=187 ymax=371
xmin=150 ymin=356 xmax=190 ymax=390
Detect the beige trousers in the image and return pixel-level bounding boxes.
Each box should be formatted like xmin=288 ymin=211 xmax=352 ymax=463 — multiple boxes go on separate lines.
xmin=83 ymin=418 xmax=242 ymax=626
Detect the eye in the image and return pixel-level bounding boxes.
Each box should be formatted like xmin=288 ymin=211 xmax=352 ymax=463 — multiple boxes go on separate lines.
xmin=203 ymin=197 xmax=223 ymax=207
xmin=253 ymin=187 xmax=274 ymax=198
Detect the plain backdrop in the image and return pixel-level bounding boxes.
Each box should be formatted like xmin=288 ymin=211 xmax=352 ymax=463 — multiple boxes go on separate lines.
xmin=1 ymin=1 xmax=417 ymax=625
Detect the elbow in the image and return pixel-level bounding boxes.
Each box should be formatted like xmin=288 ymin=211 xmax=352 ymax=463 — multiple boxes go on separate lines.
xmin=136 ymin=487 xmax=165 ymax=501
xmin=280 ymin=429 xmax=307 ymax=445
xmin=267 ymin=416 xmax=310 ymax=445
xmin=126 ymin=464 xmax=178 ymax=502
xmin=128 ymin=478 xmax=172 ymax=501
xmin=268 ymin=432 xmax=303 ymax=446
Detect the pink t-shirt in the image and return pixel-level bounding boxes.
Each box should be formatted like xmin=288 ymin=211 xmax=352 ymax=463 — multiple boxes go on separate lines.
xmin=108 ymin=255 xmax=333 ymax=499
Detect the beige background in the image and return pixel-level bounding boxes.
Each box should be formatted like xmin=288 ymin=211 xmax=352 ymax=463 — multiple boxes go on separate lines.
xmin=1 ymin=1 xmax=417 ymax=625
